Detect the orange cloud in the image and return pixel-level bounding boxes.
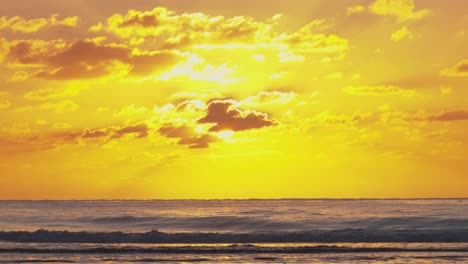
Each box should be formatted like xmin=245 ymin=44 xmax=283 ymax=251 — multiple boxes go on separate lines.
xmin=7 ymin=40 xmax=182 ymax=79
xmin=368 ymin=0 xmax=431 ymax=22
xmin=198 ymin=100 xmax=275 ymax=132
xmin=0 ymin=14 xmax=79 ymax=33
xmin=427 ymin=111 xmax=468 ymax=122
xmin=277 ymin=20 xmax=348 ymax=56
xmin=159 ymin=125 xmax=218 ymax=148
xmin=102 ymin=7 xmax=274 ymax=48
xmin=441 ymin=59 xmax=468 ymax=77
xmin=112 ymin=123 xmax=149 ymax=138
xmin=81 ymin=129 xmax=109 ymax=139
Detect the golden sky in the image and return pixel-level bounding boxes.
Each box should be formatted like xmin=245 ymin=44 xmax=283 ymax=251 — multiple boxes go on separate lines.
xmin=1 ymin=0 xmax=467 ymax=199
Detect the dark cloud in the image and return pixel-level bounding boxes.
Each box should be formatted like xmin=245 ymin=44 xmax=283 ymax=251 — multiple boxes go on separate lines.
xmin=81 ymin=129 xmax=109 ymax=139
xmin=442 ymin=59 xmax=468 ymax=77
xmin=428 ymin=111 xmax=468 ymax=121
xmin=47 ymin=40 xmax=129 ymax=66
xmin=180 ymin=134 xmax=218 ymax=149
xmin=8 ymin=42 xmax=33 ymax=62
xmin=454 ymin=61 xmax=468 ymax=73
xmin=112 ymin=123 xmax=149 ymax=138
xmin=130 ymin=52 xmax=180 ymax=76
xmin=198 ymin=100 xmax=275 ymax=132
xmin=159 ymin=125 xmax=218 ymax=149
xmin=50 ymin=123 xmax=149 ymax=142
xmin=159 ymin=125 xmax=194 ymax=139
xmin=8 ymin=40 xmax=181 ymax=79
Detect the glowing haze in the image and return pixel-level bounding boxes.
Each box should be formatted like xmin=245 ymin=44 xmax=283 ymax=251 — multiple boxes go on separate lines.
xmin=1 ymin=0 xmax=467 ymax=199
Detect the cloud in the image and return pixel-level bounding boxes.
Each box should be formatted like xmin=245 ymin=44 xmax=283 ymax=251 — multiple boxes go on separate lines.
xmin=49 ymin=14 xmax=79 ymax=27
xmin=102 ymin=7 xmax=274 ymax=48
xmin=39 ymin=100 xmax=79 ymax=113
xmin=159 ymin=125 xmax=218 ymax=148
xmin=311 ymin=112 xmax=374 ymax=127
xmin=112 ymin=123 xmax=149 ymax=138
xmin=9 ymin=71 xmax=28 ymax=82
xmin=0 ymin=14 xmax=79 ymax=33
xmin=277 ymin=20 xmax=348 ymax=56
xmin=24 ymin=87 xmax=80 ymax=101
xmin=154 ymin=97 xmax=277 ymax=148
xmin=427 ymin=111 xmax=468 ymax=121
xmin=368 ymin=0 xmax=431 ymax=22
xmin=391 ymin=26 xmax=414 ymax=42
xmin=80 ymin=123 xmax=150 ymax=140
xmin=115 ymin=104 xmax=147 ymax=118
xmin=81 ymin=129 xmax=109 ymax=139
xmin=198 ymin=99 xmax=275 ymax=131
xmin=92 ymin=7 xmax=349 ymax=62
xmin=241 ymin=91 xmax=296 ymax=107
xmin=7 ymin=40 xmax=182 ymax=80
xmin=441 ymin=59 xmax=468 ymax=77
xmin=343 ymin=85 xmax=416 ymax=97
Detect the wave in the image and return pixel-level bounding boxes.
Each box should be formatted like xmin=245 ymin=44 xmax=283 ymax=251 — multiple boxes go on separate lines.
xmin=69 ymin=215 xmax=468 ymax=233
xmin=0 ymin=244 xmax=468 ymax=254
xmin=2 ymin=229 xmax=468 ymax=243
xmin=84 ymin=215 xmax=307 ymax=230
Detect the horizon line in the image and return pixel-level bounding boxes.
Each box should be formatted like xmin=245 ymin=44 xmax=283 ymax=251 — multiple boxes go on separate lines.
xmin=0 ymin=197 xmax=467 ymax=201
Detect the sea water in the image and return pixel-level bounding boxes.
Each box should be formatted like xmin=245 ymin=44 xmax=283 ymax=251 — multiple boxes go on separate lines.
xmin=0 ymin=199 xmax=468 ymax=263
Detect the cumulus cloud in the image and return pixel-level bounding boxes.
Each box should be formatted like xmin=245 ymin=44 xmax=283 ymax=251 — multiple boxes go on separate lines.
xmin=343 ymin=85 xmax=416 ymax=97
xmin=88 ymin=7 xmax=349 ymax=63
xmin=159 ymin=125 xmax=218 ymax=148
xmin=277 ymin=20 xmax=348 ymax=57
xmin=7 ymin=40 xmax=182 ymax=80
xmin=101 ymin=7 xmax=274 ymax=48
xmin=441 ymin=59 xmax=468 ymax=77
xmin=198 ymin=99 xmax=275 ymax=132
xmin=368 ymin=0 xmax=431 ymax=22
xmin=0 ymin=14 xmax=79 ymax=33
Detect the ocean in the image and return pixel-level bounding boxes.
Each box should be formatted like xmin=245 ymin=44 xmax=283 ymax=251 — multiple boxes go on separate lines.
xmin=0 ymin=199 xmax=468 ymax=263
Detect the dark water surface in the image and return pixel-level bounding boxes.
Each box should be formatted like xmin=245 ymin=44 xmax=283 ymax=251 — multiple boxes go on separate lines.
xmin=1 ymin=199 xmax=467 ymax=263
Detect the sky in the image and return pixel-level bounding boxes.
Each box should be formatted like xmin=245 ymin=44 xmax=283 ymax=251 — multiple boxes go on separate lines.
xmin=0 ymin=0 xmax=467 ymax=199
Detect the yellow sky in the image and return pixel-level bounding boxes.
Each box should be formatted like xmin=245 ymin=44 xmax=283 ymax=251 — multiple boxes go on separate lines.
xmin=1 ymin=0 xmax=467 ymax=199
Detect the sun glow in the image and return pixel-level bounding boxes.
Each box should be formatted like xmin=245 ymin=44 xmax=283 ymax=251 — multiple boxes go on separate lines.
xmin=217 ymin=130 xmax=234 ymax=140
